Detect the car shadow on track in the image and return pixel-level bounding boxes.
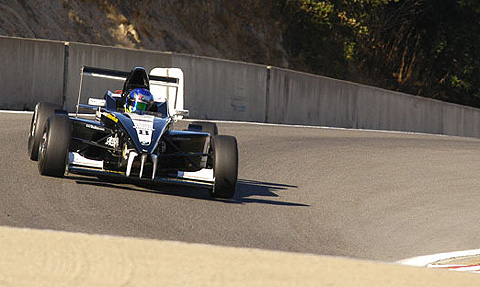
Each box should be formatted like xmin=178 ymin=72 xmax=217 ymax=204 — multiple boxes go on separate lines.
xmin=234 ymin=179 xmax=307 ymax=206
xmin=67 ymin=175 xmax=307 ymax=207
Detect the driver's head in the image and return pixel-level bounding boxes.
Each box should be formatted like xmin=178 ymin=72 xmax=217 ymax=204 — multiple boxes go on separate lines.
xmin=125 ymin=88 xmax=154 ymax=113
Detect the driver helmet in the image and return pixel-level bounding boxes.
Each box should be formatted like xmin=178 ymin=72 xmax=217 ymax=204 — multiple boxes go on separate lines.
xmin=125 ymin=88 xmax=154 ymax=113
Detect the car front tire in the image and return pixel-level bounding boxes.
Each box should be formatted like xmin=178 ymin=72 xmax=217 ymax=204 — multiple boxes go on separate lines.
xmin=210 ymin=135 xmax=238 ymax=199
xmin=38 ymin=115 xmax=72 ymax=177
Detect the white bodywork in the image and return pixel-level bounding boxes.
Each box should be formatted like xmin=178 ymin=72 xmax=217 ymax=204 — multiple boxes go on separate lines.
xmin=69 ymin=152 xmax=104 ymax=169
xmin=149 ymin=68 xmax=186 ymax=120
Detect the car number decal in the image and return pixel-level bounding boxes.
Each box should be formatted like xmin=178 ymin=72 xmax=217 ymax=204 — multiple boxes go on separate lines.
xmin=129 ymin=114 xmax=155 ymax=146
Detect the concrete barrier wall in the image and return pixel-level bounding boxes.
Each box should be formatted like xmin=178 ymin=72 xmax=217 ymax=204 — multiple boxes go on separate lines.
xmin=172 ymin=54 xmax=268 ymax=122
xmin=267 ymin=67 xmax=357 ymax=128
xmin=442 ymin=104 xmax=480 ymax=138
xmin=268 ymin=67 xmax=480 ymax=138
xmin=0 ymin=36 xmax=65 ymax=110
xmin=354 ymin=84 xmax=443 ymax=133
xmin=2 ymin=36 xmax=480 ymax=138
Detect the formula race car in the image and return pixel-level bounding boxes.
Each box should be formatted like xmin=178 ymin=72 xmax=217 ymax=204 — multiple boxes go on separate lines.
xmin=27 ymin=66 xmax=238 ymax=198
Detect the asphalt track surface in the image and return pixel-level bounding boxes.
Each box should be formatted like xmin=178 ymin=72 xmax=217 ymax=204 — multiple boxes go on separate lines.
xmin=2 ymin=112 xmax=480 ymax=262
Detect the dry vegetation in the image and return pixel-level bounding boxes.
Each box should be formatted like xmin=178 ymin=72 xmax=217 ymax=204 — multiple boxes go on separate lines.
xmin=0 ymin=0 xmax=288 ymax=67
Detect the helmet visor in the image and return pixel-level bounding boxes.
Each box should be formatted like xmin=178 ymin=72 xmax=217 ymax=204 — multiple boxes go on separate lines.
xmin=134 ymin=101 xmax=148 ymax=111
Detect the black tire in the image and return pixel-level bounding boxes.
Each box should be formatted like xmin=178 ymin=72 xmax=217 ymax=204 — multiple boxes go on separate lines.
xmin=28 ymin=102 xmax=63 ymax=161
xmin=38 ymin=115 xmax=72 ymax=177
xmin=210 ymin=135 xmax=238 ymax=199
xmin=189 ymin=121 xmax=218 ymax=136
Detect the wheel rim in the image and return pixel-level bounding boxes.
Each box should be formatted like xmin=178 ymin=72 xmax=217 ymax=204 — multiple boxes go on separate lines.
xmin=39 ymin=130 xmax=47 ymax=160
xmin=30 ymin=105 xmax=38 ymax=137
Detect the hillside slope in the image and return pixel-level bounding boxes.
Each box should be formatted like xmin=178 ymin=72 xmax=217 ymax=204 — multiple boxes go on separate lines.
xmin=0 ymin=0 xmax=288 ymax=67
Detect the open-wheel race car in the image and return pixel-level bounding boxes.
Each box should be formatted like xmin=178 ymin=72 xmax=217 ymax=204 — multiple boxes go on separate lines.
xmin=27 ymin=66 xmax=238 ymax=198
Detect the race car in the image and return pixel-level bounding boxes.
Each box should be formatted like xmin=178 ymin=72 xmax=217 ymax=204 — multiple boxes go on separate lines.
xmin=27 ymin=66 xmax=238 ymax=199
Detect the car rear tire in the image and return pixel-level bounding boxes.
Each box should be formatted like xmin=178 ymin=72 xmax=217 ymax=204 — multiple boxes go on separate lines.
xmin=210 ymin=135 xmax=238 ymax=199
xmin=38 ymin=115 xmax=72 ymax=177
xmin=189 ymin=121 xmax=218 ymax=136
xmin=28 ymin=102 xmax=63 ymax=161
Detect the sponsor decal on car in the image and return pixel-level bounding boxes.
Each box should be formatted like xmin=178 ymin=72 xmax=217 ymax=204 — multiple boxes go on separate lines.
xmin=85 ymin=124 xmax=105 ymax=131
xmin=106 ymin=113 xmax=118 ymax=123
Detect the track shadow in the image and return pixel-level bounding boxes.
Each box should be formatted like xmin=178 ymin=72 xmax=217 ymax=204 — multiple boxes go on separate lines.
xmin=233 ymin=179 xmax=307 ymax=206
xmin=67 ymin=175 xmax=307 ymax=207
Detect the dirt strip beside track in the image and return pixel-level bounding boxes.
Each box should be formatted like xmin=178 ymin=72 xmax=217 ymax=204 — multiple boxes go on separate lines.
xmin=1 ymin=226 xmax=479 ymax=287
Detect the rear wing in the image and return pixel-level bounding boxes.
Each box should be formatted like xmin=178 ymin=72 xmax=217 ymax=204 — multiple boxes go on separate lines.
xmin=77 ymin=66 xmax=187 ymax=119
xmin=82 ymin=66 xmax=179 ymax=84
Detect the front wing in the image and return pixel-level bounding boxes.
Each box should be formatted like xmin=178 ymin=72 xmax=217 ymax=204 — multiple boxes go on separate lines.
xmin=68 ymin=152 xmax=214 ymax=190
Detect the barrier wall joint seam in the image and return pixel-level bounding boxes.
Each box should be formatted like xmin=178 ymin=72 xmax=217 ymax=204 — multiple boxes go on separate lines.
xmin=264 ymin=66 xmax=271 ymax=123
xmin=62 ymin=42 xmax=70 ymax=108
